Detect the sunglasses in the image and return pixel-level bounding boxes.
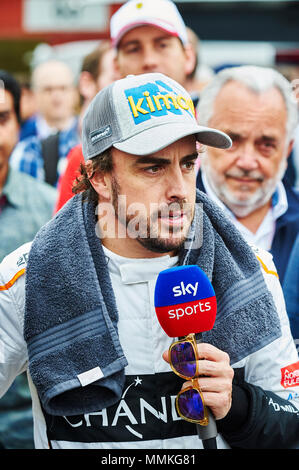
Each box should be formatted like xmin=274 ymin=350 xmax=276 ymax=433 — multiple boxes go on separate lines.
xmin=169 ymin=333 xmax=209 ymax=426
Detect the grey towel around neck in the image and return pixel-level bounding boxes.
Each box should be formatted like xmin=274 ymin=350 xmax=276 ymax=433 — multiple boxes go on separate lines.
xmin=24 ymin=192 xmax=128 ymax=416
xmin=24 ymin=189 xmax=281 ymax=416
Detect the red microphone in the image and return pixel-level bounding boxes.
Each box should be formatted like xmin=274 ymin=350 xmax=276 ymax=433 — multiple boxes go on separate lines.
xmin=154 ymin=265 xmax=218 ymax=449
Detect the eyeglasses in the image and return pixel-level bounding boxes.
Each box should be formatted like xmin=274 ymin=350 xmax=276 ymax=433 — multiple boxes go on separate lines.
xmin=169 ymin=333 xmax=209 ymax=426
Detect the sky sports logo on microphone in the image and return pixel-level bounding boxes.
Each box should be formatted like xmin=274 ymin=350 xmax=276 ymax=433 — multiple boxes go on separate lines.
xmin=173 ymin=281 xmax=198 ymax=297
xmin=170 ymin=281 xmax=213 ymax=320
xmin=154 ymin=265 xmax=217 ymax=337
xmin=167 ymin=296 xmax=213 ymax=321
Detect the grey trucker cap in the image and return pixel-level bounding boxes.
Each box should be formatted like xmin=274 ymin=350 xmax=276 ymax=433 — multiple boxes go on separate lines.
xmin=82 ymin=72 xmax=231 ymax=160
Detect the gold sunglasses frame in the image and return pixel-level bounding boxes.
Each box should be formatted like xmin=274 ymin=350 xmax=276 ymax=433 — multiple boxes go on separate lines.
xmin=168 ymin=333 xmax=209 ymax=426
xmin=168 ymin=333 xmax=199 ymax=380
xmin=176 ymin=379 xmax=209 ymax=425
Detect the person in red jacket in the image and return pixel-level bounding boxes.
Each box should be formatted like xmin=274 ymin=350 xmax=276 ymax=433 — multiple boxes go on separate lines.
xmin=54 ymin=42 xmax=117 ymax=212
xmin=54 ymin=143 xmax=84 ymax=212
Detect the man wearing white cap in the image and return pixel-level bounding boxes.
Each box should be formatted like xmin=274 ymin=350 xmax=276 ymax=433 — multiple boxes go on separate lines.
xmin=111 ymin=0 xmax=196 ymax=90
xmin=0 ymin=73 xmax=298 ymax=450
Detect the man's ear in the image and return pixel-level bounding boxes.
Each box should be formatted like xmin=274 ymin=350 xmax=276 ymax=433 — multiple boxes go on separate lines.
xmin=113 ymin=55 xmax=122 ymax=81
xmin=78 ymin=71 xmax=97 ymax=102
xmin=286 ymin=139 xmax=294 ymax=159
xmin=86 ymin=160 xmax=111 ymax=200
xmin=114 ymin=55 xmax=121 ymax=78
xmin=183 ymin=43 xmax=197 ymax=78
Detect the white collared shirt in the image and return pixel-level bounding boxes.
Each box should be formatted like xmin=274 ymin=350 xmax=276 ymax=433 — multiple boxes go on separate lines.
xmin=201 ymin=171 xmax=288 ymax=251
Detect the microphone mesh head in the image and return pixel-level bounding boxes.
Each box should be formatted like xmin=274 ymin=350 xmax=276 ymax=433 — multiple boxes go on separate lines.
xmin=154 ymin=265 xmax=217 ymax=337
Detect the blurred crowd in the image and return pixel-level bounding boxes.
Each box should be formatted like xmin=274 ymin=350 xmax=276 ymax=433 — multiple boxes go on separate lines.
xmin=0 ymin=0 xmax=298 ymax=450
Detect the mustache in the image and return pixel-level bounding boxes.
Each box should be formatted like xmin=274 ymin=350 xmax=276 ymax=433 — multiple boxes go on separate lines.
xmin=151 ymin=200 xmax=192 ymax=219
xmin=225 ymin=169 xmax=264 ymax=182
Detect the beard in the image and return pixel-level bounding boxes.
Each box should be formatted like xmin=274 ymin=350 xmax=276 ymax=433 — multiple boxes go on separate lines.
xmin=202 ymin=157 xmax=287 ymax=218
xmin=111 ymin=176 xmax=194 ymax=254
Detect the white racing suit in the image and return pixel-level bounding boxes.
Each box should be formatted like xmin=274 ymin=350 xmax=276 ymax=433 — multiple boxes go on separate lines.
xmin=0 ymin=241 xmax=298 ymax=449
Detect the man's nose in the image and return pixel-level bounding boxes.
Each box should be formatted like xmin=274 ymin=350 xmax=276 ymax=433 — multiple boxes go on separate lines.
xmin=235 ymin=144 xmax=259 ymax=171
xmin=0 ymin=128 xmax=4 ymax=146
xmin=165 ymin=167 xmax=188 ymax=201
xmin=142 ymin=47 xmax=159 ymax=71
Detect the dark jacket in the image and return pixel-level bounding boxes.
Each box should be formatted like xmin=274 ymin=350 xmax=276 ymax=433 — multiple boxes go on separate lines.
xmin=196 ymin=171 xmax=299 ymax=283
xmin=283 ymin=234 xmax=299 ymax=340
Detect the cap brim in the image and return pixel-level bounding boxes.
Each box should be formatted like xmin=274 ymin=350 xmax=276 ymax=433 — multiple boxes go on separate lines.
xmin=113 ymin=21 xmax=181 ymax=47
xmin=113 ymin=122 xmax=232 ymax=156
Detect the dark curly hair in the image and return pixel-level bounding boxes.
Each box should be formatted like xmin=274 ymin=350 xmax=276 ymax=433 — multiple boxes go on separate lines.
xmin=72 ymin=148 xmax=113 ymax=203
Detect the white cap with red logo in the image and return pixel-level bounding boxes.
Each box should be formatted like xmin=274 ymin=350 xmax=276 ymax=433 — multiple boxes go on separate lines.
xmin=110 ymin=0 xmax=188 ymax=48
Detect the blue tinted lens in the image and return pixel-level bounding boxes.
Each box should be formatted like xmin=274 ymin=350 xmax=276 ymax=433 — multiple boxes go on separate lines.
xmin=177 ymin=388 xmax=204 ymax=421
xmin=171 ymin=341 xmax=196 ymax=378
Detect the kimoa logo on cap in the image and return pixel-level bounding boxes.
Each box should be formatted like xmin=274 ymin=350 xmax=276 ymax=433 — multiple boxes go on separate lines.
xmin=125 ymin=80 xmax=195 ymax=125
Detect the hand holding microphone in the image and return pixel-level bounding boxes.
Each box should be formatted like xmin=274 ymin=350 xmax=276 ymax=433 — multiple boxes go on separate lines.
xmin=154 ymin=265 xmax=234 ymax=449
xmin=162 ymin=339 xmax=232 ymax=421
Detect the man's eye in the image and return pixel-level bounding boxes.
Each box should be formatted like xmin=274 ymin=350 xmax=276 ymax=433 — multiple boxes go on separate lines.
xmin=262 ymin=142 xmax=275 ymax=149
xmin=182 ymin=161 xmax=196 ymax=170
xmin=259 ymin=141 xmax=277 ymax=155
xmin=145 ymin=166 xmax=161 ymax=174
xmin=124 ymin=45 xmax=139 ymax=54
xmin=0 ymin=112 xmax=10 ymax=124
xmin=227 ymin=137 xmax=240 ymax=150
